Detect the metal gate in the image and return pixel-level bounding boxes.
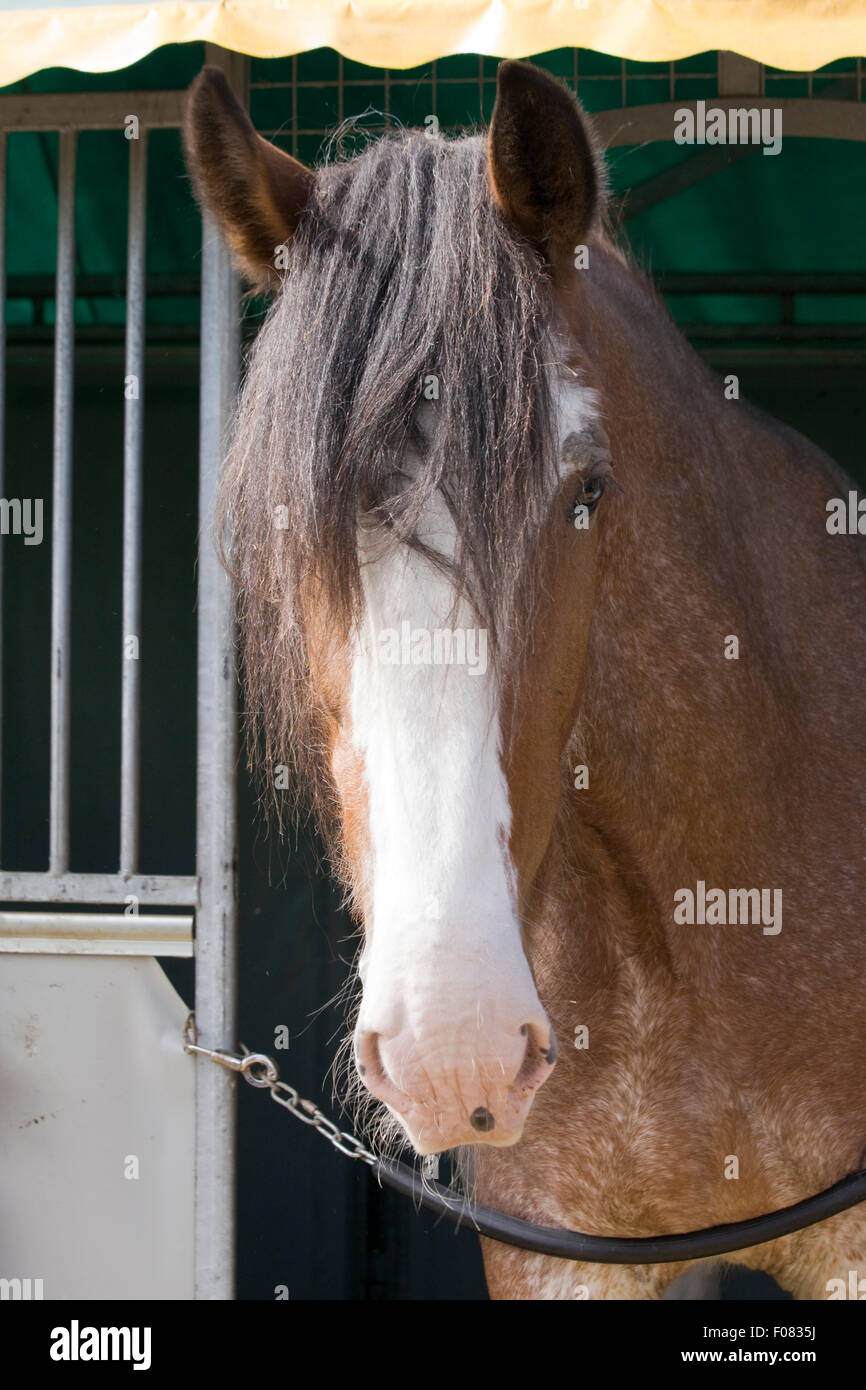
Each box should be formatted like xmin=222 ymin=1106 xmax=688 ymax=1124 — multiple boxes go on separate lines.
xmin=0 ymin=47 xmax=246 ymax=1300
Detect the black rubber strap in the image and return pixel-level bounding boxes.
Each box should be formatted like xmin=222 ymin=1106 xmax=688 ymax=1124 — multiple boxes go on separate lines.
xmin=373 ymin=1160 xmax=866 ymax=1264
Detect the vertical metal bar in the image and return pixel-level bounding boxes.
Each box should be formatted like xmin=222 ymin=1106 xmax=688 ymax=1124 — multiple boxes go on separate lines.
xmin=0 ymin=133 xmax=6 ymax=864
xmin=195 ymin=212 xmax=239 ymax=1299
xmin=718 ymin=53 xmax=764 ymax=97
xmin=195 ymin=45 xmax=245 ymax=1301
xmin=120 ymin=130 xmax=147 ymax=875
xmin=49 ymin=131 xmax=76 ymax=876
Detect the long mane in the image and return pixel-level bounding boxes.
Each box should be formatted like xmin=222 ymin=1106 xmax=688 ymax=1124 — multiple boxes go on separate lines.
xmin=216 ymin=127 xmax=569 ymax=834
xmin=217 ymin=128 xmax=566 ymax=836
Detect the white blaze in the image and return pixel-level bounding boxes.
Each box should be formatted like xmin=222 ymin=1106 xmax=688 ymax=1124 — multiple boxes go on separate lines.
xmin=348 ymin=369 xmax=598 ymax=1145
xmin=350 ymin=485 xmax=537 ymax=1053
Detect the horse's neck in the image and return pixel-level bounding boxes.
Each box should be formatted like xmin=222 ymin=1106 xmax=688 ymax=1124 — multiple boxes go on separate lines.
xmin=550 ymin=251 xmax=866 ymax=977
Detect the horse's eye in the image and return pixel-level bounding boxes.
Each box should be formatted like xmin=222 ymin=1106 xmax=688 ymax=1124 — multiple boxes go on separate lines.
xmin=570 ymin=470 xmax=608 ymax=524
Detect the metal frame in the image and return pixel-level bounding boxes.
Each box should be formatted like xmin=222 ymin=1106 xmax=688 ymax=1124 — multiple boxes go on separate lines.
xmin=121 ymin=129 xmax=147 ymax=876
xmin=5 ymin=49 xmax=865 ymax=362
xmin=0 ymin=91 xmax=185 ymax=132
xmin=0 ymin=55 xmax=245 ymax=1299
xmin=191 ymin=38 xmax=245 ymax=1307
xmin=595 ymin=97 xmax=866 ymax=147
xmin=250 ymin=50 xmax=866 ymax=146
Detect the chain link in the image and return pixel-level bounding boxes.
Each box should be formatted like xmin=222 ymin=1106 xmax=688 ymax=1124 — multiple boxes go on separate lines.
xmin=184 ymin=1015 xmax=377 ymax=1167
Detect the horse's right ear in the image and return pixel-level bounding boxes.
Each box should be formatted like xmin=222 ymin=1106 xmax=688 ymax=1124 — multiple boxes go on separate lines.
xmin=183 ymin=66 xmax=314 ymax=291
xmin=488 ymin=60 xmax=600 ymax=265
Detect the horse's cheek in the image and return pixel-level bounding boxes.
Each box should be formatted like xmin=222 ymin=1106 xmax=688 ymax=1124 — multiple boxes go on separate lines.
xmin=508 ymin=529 xmax=598 ymax=881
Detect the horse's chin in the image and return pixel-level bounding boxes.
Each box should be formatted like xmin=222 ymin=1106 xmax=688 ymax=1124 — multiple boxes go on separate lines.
xmin=395 ymin=1106 xmax=533 ymax=1157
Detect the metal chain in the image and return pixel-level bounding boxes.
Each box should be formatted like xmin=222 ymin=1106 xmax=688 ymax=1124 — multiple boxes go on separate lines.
xmin=183 ymin=1014 xmax=377 ymax=1167
xmin=182 ymin=1015 xmax=866 ymax=1263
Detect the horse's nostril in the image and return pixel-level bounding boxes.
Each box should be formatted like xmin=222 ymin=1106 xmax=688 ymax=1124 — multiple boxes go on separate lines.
xmin=470 ymin=1106 xmax=495 ymax=1132
xmin=355 ymin=1030 xmax=385 ymax=1087
xmin=517 ymin=1021 xmax=558 ymax=1085
xmin=540 ymin=1026 xmax=559 ymax=1066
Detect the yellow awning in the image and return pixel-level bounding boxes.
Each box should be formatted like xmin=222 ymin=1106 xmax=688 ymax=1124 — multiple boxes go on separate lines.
xmin=1 ymin=1 xmax=865 ymax=90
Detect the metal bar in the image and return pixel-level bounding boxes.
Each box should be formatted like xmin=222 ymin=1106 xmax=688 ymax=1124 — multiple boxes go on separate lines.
xmin=621 ymin=145 xmax=757 ymax=221
xmin=248 ymin=69 xmax=734 ymax=91
xmin=7 ymin=272 xmax=200 ymax=300
xmin=655 ymin=273 xmax=866 ymax=295
xmin=0 ymin=935 xmax=193 ymax=957
xmin=687 ymin=323 xmax=866 ymax=341
xmin=6 ymin=272 xmax=200 ymax=299
xmin=49 ymin=131 xmax=76 ymax=876
xmin=195 ymin=46 xmax=245 ymax=1302
xmin=700 ymin=347 xmax=866 ymax=366
xmin=5 ymin=347 xmax=202 ymax=376
xmin=120 ymin=131 xmax=147 ymax=875
xmin=0 ymin=870 xmax=199 ymax=905
xmin=0 ymin=132 xmax=6 ymax=866
xmin=717 ymin=53 xmax=763 ymax=96
xmin=9 ymin=323 xmax=201 ymax=347
xmin=0 ymin=91 xmax=186 ymax=133
xmin=10 ymin=311 xmax=864 ymax=361
xmin=8 ymin=269 xmax=866 ymax=305
xmin=594 ymin=98 xmax=866 ymax=147
xmin=195 ymin=216 xmax=239 ymax=1299
xmin=291 ymin=54 xmax=298 ymax=159
xmin=0 ymin=911 xmax=193 ymax=956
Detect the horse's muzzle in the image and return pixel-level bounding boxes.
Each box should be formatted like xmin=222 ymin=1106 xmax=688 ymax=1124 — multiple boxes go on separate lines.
xmin=354 ymin=1017 xmax=558 ymax=1154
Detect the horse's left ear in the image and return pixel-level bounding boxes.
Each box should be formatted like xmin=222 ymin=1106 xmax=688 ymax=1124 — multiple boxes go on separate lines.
xmin=488 ymin=61 xmax=601 ymax=262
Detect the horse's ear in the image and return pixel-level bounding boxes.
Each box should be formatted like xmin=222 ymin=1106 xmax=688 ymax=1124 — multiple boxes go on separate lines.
xmin=488 ymin=60 xmax=600 ymax=263
xmin=184 ymin=66 xmax=314 ymax=291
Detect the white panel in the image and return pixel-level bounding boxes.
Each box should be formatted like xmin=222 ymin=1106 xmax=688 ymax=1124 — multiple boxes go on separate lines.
xmin=0 ymin=954 xmax=194 ymax=1299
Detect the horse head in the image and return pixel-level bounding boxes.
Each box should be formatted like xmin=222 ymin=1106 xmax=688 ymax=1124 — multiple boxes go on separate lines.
xmin=185 ymin=62 xmax=613 ymax=1154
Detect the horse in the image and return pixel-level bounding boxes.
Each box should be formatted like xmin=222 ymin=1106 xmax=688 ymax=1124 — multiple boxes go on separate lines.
xmin=184 ymin=59 xmax=866 ymax=1300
